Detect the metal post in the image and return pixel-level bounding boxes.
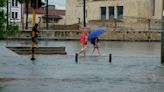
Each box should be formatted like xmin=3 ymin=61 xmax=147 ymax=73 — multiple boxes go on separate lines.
xmin=25 ymin=0 xmax=28 ymax=30
xmin=83 ymin=0 xmax=86 ymax=27
xmin=46 ymin=0 xmax=48 ymax=30
xmin=109 ymin=54 xmax=112 ymax=63
xmin=31 ymin=8 xmax=36 ymax=60
xmin=21 ymin=2 xmax=24 ymax=31
xmin=161 ymin=0 xmax=164 ymax=64
xmin=7 ymin=0 xmax=9 ymax=29
xmin=75 ymin=53 xmax=78 ymax=63
xmin=32 ymin=8 xmax=36 ymax=27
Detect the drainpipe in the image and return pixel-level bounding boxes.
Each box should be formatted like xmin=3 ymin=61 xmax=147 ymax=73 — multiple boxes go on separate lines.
xmin=7 ymin=0 xmax=9 ymax=29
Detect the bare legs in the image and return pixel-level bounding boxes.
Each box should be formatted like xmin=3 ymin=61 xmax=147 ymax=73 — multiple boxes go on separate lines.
xmin=92 ymin=47 xmax=100 ymax=56
xmin=78 ymin=50 xmax=86 ymax=56
xmin=78 ymin=45 xmax=87 ymax=56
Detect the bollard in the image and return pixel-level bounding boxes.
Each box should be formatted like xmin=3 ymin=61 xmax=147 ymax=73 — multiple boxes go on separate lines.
xmin=75 ymin=53 xmax=78 ymax=63
xmin=109 ymin=54 xmax=112 ymax=63
xmin=31 ymin=47 xmax=35 ymax=60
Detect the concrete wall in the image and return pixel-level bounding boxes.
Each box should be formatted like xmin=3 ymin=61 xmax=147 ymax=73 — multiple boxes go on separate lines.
xmin=58 ymin=16 xmax=66 ymax=24
xmin=22 ymin=14 xmax=66 ymax=30
xmin=9 ymin=30 xmax=160 ymax=41
xmin=66 ymin=0 xmax=79 ymax=24
xmin=153 ymin=0 xmax=163 ymax=19
xmin=66 ymin=0 xmax=163 ymax=25
xmin=124 ymin=0 xmax=153 ymax=18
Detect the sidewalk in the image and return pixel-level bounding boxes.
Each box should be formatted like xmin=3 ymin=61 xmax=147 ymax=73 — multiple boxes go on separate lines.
xmin=0 ymin=46 xmax=19 ymax=57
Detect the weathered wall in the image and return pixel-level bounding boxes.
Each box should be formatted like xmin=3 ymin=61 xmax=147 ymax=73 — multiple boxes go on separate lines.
xmin=66 ymin=0 xmax=163 ymax=25
xmin=9 ymin=30 xmax=161 ymax=41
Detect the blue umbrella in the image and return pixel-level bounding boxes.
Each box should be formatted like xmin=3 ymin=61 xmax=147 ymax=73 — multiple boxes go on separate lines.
xmin=88 ymin=29 xmax=106 ymax=40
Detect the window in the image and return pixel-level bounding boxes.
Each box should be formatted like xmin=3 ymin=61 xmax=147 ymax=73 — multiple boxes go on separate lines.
xmin=117 ymin=6 xmax=123 ymax=19
xmin=100 ymin=7 xmax=106 ymax=19
xmin=15 ymin=0 xmax=18 ymax=7
xmin=15 ymin=12 xmax=18 ymax=19
xmin=109 ymin=6 xmax=114 ymax=19
xmin=11 ymin=0 xmax=18 ymax=7
xmin=12 ymin=0 xmax=15 ymax=6
xmin=11 ymin=12 xmax=18 ymax=19
xmin=12 ymin=12 xmax=14 ymax=19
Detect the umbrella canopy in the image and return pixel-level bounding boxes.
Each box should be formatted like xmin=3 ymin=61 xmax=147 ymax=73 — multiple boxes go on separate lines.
xmin=88 ymin=29 xmax=106 ymax=40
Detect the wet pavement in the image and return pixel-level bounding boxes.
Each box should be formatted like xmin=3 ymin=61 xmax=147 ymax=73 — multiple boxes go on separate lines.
xmin=0 ymin=40 xmax=163 ymax=92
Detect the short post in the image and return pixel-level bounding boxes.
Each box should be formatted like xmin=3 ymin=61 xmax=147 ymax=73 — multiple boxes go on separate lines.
xmin=75 ymin=53 xmax=78 ymax=63
xmin=31 ymin=30 xmax=35 ymax=61
xmin=109 ymin=54 xmax=112 ymax=63
xmin=31 ymin=47 xmax=35 ymax=60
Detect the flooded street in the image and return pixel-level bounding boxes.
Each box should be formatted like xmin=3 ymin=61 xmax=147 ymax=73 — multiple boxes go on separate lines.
xmin=0 ymin=40 xmax=163 ymax=92
xmin=2 ymin=40 xmax=160 ymax=56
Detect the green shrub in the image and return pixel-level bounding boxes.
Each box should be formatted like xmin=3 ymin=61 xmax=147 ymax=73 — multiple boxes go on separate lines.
xmin=0 ymin=24 xmax=19 ymax=39
xmin=0 ymin=10 xmax=6 ymax=39
xmin=0 ymin=0 xmax=19 ymax=39
xmin=6 ymin=24 xmax=19 ymax=36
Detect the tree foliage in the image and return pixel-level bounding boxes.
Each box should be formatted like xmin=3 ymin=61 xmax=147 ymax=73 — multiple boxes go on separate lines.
xmin=0 ymin=0 xmax=6 ymax=7
xmin=0 ymin=0 xmax=6 ymax=38
xmin=0 ymin=0 xmax=19 ymax=39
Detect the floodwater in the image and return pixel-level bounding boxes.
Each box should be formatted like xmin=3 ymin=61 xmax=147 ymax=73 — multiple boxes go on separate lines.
xmin=2 ymin=40 xmax=160 ymax=56
xmin=0 ymin=40 xmax=163 ymax=92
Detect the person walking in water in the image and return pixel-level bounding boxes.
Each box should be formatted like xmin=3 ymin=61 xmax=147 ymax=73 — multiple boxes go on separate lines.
xmin=32 ymin=23 xmax=40 ymax=48
xmin=90 ymin=37 xmax=101 ymax=56
xmin=77 ymin=28 xmax=89 ymax=56
xmin=88 ymin=29 xmax=105 ymax=56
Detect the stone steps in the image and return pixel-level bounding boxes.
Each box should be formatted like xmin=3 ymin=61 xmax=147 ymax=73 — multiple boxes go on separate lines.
xmin=7 ymin=47 xmax=67 ymax=55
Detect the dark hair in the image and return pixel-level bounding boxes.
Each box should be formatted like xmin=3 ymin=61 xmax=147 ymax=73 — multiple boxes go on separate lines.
xmin=35 ymin=23 xmax=38 ymax=27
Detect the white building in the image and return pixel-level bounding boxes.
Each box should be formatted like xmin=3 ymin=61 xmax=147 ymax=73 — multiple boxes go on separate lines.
xmin=9 ymin=0 xmax=21 ymax=23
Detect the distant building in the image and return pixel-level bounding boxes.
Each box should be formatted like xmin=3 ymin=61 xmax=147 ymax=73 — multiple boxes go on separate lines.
xmin=24 ymin=4 xmax=65 ymax=29
xmin=48 ymin=5 xmax=56 ymax=9
xmin=66 ymin=0 xmax=162 ymax=25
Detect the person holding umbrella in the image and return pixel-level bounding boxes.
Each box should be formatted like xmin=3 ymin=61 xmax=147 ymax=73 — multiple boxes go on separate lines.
xmin=90 ymin=37 xmax=100 ymax=56
xmin=88 ymin=29 xmax=106 ymax=56
xmin=32 ymin=23 xmax=40 ymax=48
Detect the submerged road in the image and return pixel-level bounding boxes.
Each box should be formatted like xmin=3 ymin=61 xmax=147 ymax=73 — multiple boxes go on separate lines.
xmin=0 ymin=40 xmax=163 ymax=92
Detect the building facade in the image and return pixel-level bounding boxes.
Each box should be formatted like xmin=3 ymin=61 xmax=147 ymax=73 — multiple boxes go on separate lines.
xmin=66 ymin=0 xmax=163 ymax=25
xmin=25 ymin=5 xmax=65 ymax=29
